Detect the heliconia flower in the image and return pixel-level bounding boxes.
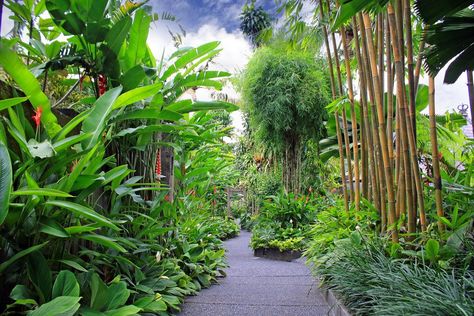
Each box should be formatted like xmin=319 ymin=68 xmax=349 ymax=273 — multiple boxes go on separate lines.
xmin=155 ymin=149 xmax=162 ymax=178
xmin=32 ymin=107 xmax=43 ymax=127
xmin=98 ymin=74 xmax=107 ymax=96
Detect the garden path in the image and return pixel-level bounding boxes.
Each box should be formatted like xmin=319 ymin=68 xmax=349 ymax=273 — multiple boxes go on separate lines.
xmin=179 ymin=230 xmax=330 ymax=316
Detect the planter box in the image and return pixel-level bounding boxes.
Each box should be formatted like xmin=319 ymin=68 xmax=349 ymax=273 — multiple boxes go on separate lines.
xmin=254 ymin=247 xmax=302 ymax=261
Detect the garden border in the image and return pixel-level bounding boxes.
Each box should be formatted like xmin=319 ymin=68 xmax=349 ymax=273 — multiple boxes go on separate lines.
xmin=320 ymin=286 xmax=351 ymax=316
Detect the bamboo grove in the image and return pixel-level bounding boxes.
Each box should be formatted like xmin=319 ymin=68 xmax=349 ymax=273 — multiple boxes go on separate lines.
xmin=316 ymin=0 xmax=445 ymax=242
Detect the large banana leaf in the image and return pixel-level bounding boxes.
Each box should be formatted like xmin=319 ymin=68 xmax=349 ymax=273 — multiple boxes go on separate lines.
xmin=112 ymin=83 xmax=163 ymax=110
xmin=0 ymin=43 xmax=61 ymax=137
xmin=0 ymin=141 xmax=12 ymax=225
xmin=125 ymin=8 xmax=151 ymax=70
xmin=166 ymin=100 xmax=239 ymax=114
xmin=81 ymin=86 xmax=122 ymax=149
xmin=414 ymin=0 xmax=474 ymax=24
xmin=161 ymin=41 xmax=221 ymax=81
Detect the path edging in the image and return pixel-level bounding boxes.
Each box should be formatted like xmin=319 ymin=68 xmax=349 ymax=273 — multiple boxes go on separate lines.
xmin=320 ymin=286 xmax=352 ymax=316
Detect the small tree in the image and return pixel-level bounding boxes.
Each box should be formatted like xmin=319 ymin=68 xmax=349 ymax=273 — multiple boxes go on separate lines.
xmin=240 ymin=44 xmax=331 ymax=193
xmin=240 ymin=0 xmax=271 ymax=48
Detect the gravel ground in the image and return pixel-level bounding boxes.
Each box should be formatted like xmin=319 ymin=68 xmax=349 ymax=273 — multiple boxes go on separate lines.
xmin=179 ymin=230 xmax=330 ymax=316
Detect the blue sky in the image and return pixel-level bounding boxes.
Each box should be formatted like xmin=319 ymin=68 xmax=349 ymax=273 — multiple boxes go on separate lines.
xmin=151 ymin=0 xmax=277 ymax=33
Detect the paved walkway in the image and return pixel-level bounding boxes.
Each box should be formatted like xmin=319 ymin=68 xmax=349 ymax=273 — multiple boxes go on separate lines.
xmin=179 ymin=230 xmax=330 ymax=316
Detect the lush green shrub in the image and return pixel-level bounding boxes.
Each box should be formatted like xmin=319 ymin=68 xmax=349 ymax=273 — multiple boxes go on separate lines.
xmin=250 ymin=191 xmax=322 ymax=251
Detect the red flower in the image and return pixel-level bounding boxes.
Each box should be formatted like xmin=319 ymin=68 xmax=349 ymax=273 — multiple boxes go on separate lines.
xmin=32 ymin=107 xmax=43 ymax=127
xmin=98 ymin=74 xmax=107 ymax=96
xmin=155 ymin=149 xmax=162 ymax=178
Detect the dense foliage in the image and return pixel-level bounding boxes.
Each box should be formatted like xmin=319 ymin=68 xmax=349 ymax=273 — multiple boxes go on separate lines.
xmin=239 ymin=43 xmax=330 ymax=192
xmin=0 ymin=1 xmax=240 ymax=315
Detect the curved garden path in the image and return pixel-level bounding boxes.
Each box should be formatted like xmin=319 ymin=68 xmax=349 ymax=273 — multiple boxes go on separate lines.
xmin=179 ymin=230 xmax=330 ymax=316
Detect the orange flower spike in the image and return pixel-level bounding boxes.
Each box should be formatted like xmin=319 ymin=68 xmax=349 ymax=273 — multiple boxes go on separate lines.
xmin=32 ymin=107 xmax=43 ymax=127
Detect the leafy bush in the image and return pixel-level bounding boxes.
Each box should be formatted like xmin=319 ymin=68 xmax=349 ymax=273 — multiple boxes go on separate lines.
xmin=250 ymin=191 xmax=321 ymax=251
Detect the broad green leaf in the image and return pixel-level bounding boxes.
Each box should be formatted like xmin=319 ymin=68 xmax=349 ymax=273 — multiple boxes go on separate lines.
xmin=39 ymin=218 xmax=70 ymax=238
xmin=90 ymin=273 xmax=108 ymax=310
xmin=58 ymin=259 xmax=88 ymax=272
xmin=113 ymin=108 xmax=183 ymax=122
xmin=415 ymin=84 xmax=429 ymax=112
xmin=82 ymin=86 xmax=123 ymax=149
xmin=79 ymin=234 xmax=126 ymax=252
xmin=0 ymin=242 xmax=48 ymax=273
xmin=134 ymin=296 xmax=167 ymax=312
xmin=27 ymin=296 xmax=81 ymax=316
xmin=0 ymin=142 xmax=12 ymax=224
xmin=27 ymin=251 xmax=52 ymax=303
xmin=53 ymin=133 xmax=91 ymax=152
xmin=106 ymin=16 xmax=132 ymax=55
xmin=46 ymin=200 xmax=120 ymax=231
xmin=0 ymin=96 xmax=29 ymax=111
xmin=105 ymin=282 xmax=130 ymax=309
xmin=115 ymin=124 xmax=182 ymax=137
xmin=125 ymin=9 xmax=151 ymax=70
xmin=112 ymin=83 xmax=162 ymax=109
xmin=53 ymin=110 xmax=90 ymax=141
xmin=104 ymin=305 xmax=142 ymax=316
xmin=120 ymin=65 xmax=146 ymax=91
xmin=167 ymin=100 xmax=238 ymax=114
xmin=52 ymin=270 xmax=80 ymax=298
xmin=0 ymin=43 xmax=61 ymax=137
xmin=161 ymin=41 xmax=220 ymax=81
xmin=12 ymin=188 xmax=73 ymax=197
xmin=425 ymin=239 xmax=440 ymax=262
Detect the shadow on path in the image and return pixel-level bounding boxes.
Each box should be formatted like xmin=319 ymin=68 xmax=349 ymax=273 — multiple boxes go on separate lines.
xmin=179 ymin=230 xmax=329 ymax=316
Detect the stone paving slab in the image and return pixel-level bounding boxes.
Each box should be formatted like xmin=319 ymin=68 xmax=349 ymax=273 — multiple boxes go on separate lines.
xmin=179 ymin=231 xmax=330 ymax=316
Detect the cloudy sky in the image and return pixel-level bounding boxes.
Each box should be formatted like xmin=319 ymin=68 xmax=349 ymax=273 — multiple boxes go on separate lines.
xmin=147 ymin=0 xmax=471 ymax=134
xmin=1 ymin=0 xmax=471 ymax=129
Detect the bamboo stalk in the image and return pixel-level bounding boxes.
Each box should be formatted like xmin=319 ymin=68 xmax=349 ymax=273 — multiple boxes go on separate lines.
xmin=319 ymin=0 xmax=349 ymax=211
xmin=362 ymin=12 xmax=398 ymax=242
xmin=386 ymin=14 xmax=394 ymax=167
xmin=358 ymin=13 xmax=385 ymax=213
xmin=341 ymin=25 xmax=360 ymax=210
xmin=352 ymin=16 xmax=369 ymax=199
xmin=319 ymin=0 xmax=337 ymax=99
xmin=388 ymin=3 xmax=427 ymax=232
xmin=335 ymin=112 xmax=349 ymax=213
xmin=428 ymin=76 xmax=444 ymax=232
